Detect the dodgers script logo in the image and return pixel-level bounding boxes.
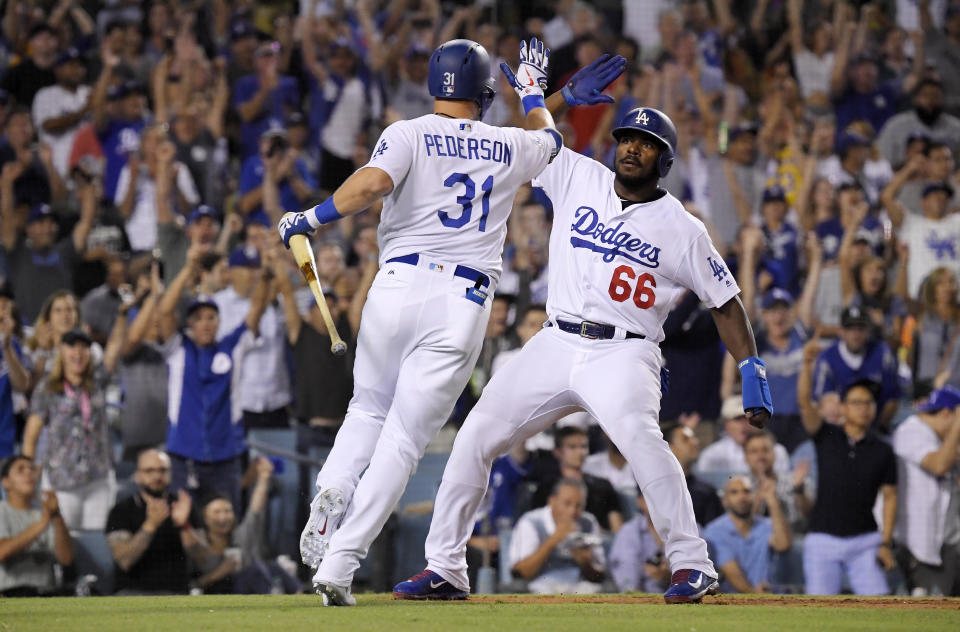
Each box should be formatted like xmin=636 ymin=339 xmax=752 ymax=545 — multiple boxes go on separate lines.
xmin=570 ymin=206 xmax=661 ymax=268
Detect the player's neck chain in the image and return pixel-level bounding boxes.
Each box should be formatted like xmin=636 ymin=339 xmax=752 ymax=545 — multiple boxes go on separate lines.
xmin=434 ymin=112 xmax=455 ymax=119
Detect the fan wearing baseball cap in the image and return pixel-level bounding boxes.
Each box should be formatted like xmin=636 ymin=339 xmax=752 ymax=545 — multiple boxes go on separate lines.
xmin=122 ymin=245 xmax=272 ymax=510
xmin=810 ymin=306 xmax=901 ymax=432
xmin=892 ymin=386 xmax=960 ymax=596
xmin=2 ymin=199 xmax=96 ymax=323
xmin=882 ymin=148 xmax=960 ymax=298
xmin=737 ymin=223 xmax=823 ymax=452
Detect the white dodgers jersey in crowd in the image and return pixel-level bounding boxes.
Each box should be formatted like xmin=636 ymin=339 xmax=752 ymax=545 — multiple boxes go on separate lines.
xmin=533 ymin=148 xmax=741 ymax=343
xmin=363 ymin=114 xmax=560 ymax=280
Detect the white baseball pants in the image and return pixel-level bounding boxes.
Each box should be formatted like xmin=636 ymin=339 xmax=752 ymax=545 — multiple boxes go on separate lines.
xmin=313 ymin=259 xmax=491 ymax=586
xmin=425 ymin=326 xmax=716 ymax=592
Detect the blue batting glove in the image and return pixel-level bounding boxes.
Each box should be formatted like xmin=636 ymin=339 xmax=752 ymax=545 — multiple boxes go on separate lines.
xmin=739 ymin=356 xmax=774 ymax=425
xmin=277 ymin=212 xmax=315 ymax=249
xmin=660 ymin=367 xmax=670 ymax=395
xmin=561 ymin=54 xmax=627 ymax=106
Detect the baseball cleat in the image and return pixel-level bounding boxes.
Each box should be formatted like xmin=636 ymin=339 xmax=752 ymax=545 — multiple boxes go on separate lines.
xmin=316 ymin=581 xmax=356 ymax=607
xmin=392 ymin=569 xmax=468 ymax=600
xmin=300 ymin=488 xmax=346 ymax=569
xmin=663 ymin=569 xmax=719 ymax=604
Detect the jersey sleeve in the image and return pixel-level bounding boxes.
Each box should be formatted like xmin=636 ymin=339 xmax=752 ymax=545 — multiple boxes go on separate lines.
xmin=673 ymin=231 xmax=741 ymax=309
xmin=505 ymin=127 xmax=562 ymax=183
xmin=362 ymin=122 xmax=415 ymax=189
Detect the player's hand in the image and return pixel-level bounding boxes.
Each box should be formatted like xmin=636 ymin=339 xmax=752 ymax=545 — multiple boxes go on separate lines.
xmin=278 ymin=211 xmax=316 ymax=249
xmin=561 ymin=54 xmax=626 ymax=106
xmin=499 ymin=37 xmax=550 ymax=111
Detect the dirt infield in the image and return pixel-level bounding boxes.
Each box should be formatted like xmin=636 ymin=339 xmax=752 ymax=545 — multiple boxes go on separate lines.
xmin=467 ymin=594 xmax=960 ymax=610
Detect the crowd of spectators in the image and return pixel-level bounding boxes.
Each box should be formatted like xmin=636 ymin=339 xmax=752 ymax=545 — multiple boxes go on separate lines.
xmin=1 ymin=0 xmax=960 ymax=599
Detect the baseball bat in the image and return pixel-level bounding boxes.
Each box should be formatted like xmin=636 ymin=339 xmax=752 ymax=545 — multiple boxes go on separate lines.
xmin=284 ymin=216 xmax=348 ymax=357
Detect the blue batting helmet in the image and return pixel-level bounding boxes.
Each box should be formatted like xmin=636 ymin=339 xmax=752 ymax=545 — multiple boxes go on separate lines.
xmin=428 ymin=39 xmax=496 ymax=119
xmin=612 ymin=107 xmax=677 ymax=178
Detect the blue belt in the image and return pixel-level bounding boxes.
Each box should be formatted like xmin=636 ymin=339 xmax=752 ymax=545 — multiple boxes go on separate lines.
xmin=386 ymin=253 xmax=490 ymax=288
xmin=550 ymin=319 xmax=645 ymax=340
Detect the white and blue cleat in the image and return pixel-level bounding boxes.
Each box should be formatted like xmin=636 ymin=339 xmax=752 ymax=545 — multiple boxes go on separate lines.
xmin=392 ymin=569 xmax=469 ymax=601
xmin=663 ymin=569 xmax=719 ymax=604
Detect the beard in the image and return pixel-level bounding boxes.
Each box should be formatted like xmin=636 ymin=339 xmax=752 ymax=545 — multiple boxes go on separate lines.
xmin=916 ymin=105 xmax=943 ymax=127
xmin=139 ymin=484 xmax=167 ymax=499
xmin=730 ymin=506 xmax=753 ymax=520
xmin=614 ymin=165 xmax=659 ymax=190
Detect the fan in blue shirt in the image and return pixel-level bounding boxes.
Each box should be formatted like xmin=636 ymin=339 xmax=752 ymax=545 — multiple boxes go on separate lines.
xmin=233 ymin=43 xmax=300 ymax=161
xmin=812 ymin=306 xmax=901 ymax=432
xmin=704 ymin=476 xmax=792 ymax=594
xmin=124 ymin=245 xmax=271 ymax=508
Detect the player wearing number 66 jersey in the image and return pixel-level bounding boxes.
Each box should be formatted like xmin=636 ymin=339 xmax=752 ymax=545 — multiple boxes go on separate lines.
xmin=394 ymin=103 xmax=774 ymax=604
xmin=278 ymin=38 xmax=624 ymax=607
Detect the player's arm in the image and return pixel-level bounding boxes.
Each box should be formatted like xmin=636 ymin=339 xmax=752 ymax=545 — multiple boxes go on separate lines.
xmin=710 ymin=296 xmax=772 ymax=428
xmin=278 ymin=127 xmax=405 ymax=249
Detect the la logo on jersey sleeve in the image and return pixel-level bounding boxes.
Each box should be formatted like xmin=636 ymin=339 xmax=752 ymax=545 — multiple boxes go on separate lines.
xmin=372 ymin=139 xmax=388 ymax=159
xmin=708 ymin=256 xmax=733 ymax=288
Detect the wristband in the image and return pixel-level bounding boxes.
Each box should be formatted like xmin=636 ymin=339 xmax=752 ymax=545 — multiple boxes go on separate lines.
xmin=739 ymin=356 xmax=774 ymax=416
xmin=521 ymin=93 xmax=546 ymax=115
xmin=561 ymin=84 xmax=577 ymax=106
xmin=308 ymin=197 xmax=342 ymax=228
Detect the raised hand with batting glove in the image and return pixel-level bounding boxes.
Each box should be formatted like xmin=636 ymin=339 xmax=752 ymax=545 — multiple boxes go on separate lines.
xmin=561 ymin=54 xmax=627 ymax=106
xmin=500 ymin=37 xmax=550 ymax=115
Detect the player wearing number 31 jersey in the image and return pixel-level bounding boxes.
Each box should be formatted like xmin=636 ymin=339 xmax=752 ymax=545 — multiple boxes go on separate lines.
xmin=276 ymin=38 xmax=619 ymax=607
xmin=394 ymin=104 xmax=774 ymax=603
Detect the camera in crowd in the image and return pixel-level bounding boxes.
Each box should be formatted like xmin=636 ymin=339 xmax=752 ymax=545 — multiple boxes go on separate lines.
xmin=263 ymin=129 xmax=290 ymax=159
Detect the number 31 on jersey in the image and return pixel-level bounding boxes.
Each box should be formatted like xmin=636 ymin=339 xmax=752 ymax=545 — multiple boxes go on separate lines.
xmin=608 ymin=264 xmax=656 ymax=309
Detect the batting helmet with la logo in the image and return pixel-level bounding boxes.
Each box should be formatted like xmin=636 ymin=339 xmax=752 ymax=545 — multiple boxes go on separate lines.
xmin=611 ymin=107 xmax=677 ymax=178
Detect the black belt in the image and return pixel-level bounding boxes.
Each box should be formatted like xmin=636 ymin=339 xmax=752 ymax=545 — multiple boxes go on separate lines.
xmin=386 ymin=253 xmax=490 ymax=288
xmin=551 ymin=319 xmax=646 ymax=340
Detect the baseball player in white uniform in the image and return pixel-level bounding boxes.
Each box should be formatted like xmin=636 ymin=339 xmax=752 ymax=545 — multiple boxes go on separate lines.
xmin=393 ymin=100 xmax=774 ymax=603
xmin=278 ymin=39 xmax=624 ymax=606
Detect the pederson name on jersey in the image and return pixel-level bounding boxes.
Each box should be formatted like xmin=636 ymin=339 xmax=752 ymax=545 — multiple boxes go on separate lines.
xmin=422 ymin=133 xmax=512 ymax=166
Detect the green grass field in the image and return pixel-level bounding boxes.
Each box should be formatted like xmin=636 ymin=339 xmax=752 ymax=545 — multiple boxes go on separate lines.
xmin=2 ymin=594 xmax=958 ymax=631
